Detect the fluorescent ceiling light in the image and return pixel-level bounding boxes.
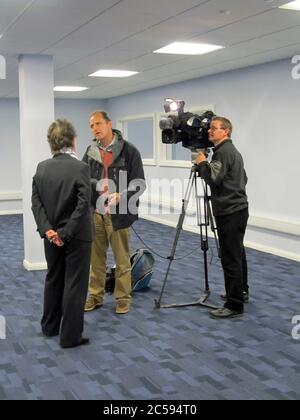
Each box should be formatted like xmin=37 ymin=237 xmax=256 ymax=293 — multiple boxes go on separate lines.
xmin=89 ymin=69 xmax=139 ymax=78
xmin=279 ymin=1 xmax=300 ymax=10
xmin=154 ymin=42 xmax=224 ymax=55
xmin=54 ymin=86 xmax=88 ymax=92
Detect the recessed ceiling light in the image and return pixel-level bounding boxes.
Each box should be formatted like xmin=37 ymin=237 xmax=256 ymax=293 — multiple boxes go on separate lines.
xmin=219 ymin=9 xmax=232 ymax=15
xmin=279 ymin=1 xmax=300 ymax=11
xmin=54 ymin=86 xmax=89 ymax=92
xmin=154 ymin=42 xmax=224 ymax=55
xmin=89 ymin=70 xmax=139 ymax=78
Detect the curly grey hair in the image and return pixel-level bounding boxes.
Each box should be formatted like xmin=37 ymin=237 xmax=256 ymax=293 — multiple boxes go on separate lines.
xmin=47 ymin=119 xmax=77 ymax=153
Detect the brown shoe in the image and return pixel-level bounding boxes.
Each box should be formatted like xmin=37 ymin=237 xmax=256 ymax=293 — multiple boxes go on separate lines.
xmin=115 ymin=300 xmax=131 ymax=315
xmin=84 ymin=296 xmax=103 ymax=312
xmin=210 ymin=307 xmax=243 ymax=319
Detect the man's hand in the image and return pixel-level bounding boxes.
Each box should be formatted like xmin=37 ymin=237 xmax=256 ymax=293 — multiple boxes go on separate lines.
xmin=46 ymin=230 xmax=64 ymax=247
xmin=46 ymin=230 xmax=56 ymax=242
xmin=108 ymin=193 xmax=121 ymax=207
xmin=195 ymin=151 xmax=207 ymax=165
xmin=52 ymin=235 xmax=64 ymax=247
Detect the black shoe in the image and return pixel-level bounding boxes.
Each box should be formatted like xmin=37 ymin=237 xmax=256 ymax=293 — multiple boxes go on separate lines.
xmin=42 ymin=331 xmax=59 ymax=338
xmin=210 ymin=307 xmax=243 ymax=319
xmin=61 ymin=337 xmax=90 ymax=349
xmin=220 ymin=291 xmax=249 ymax=303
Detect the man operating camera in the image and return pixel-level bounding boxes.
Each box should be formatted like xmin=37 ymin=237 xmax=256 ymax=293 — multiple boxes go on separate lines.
xmin=196 ymin=117 xmax=249 ymax=319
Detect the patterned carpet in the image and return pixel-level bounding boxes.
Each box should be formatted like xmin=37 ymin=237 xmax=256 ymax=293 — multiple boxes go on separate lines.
xmin=0 ymin=215 xmax=300 ymax=400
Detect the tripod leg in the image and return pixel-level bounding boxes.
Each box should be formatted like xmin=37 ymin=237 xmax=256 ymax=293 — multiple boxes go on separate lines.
xmin=196 ymin=177 xmax=210 ymax=293
xmin=206 ymin=188 xmax=221 ymax=258
xmin=155 ymin=169 xmax=196 ymax=308
xmin=156 ymin=170 xmax=218 ymax=311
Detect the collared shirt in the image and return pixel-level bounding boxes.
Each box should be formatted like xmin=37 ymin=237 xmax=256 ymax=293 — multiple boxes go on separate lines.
xmin=56 ymin=148 xmax=79 ymax=160
xmin=97 ymin=134 xmax=116 ymax=152
xmin=96 ymin=138 xmax=115 ymax=215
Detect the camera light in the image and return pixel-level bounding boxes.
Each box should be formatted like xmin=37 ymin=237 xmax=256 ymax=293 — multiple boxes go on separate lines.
xmin=170 ymin=102 xmax=179 ymax=112
xmin=279 ymin=1 xmax=300 ymax=10
xmin=164 ymin=98 xmax=185 ymax=113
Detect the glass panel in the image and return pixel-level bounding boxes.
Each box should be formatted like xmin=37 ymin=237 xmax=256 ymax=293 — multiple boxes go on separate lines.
xmin=166 ymin=144 xmax=192 ymax=161
xmin=126 ymin=119 xmax=153 ymax=159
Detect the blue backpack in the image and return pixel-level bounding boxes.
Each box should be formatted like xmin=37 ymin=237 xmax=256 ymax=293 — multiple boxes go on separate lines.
xmin=105 ymin=249 xmax=155 ymax=293
xmin=131 ymin=249 xmax=155 ymax=292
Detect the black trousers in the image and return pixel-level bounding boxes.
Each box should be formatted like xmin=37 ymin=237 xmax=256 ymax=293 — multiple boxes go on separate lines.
xmin=215 ymin=208 xmax=249 ymax=312
xmin=42 ymin=238 xmax=92 ymax=347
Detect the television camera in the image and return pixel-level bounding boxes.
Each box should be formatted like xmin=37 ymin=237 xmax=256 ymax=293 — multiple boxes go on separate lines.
xmin=159 ymin=99 xmax=215 ymax=154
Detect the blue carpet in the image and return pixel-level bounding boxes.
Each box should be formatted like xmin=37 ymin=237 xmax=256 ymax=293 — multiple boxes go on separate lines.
xmin=0 ymin=215 xmax=300 ymax=400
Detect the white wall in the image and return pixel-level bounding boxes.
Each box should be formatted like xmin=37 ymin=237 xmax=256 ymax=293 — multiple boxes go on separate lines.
xmin=0 ymin=98 xmax=105 ymax=214
xmin=107 ymin=58 xmax=300 ymax=261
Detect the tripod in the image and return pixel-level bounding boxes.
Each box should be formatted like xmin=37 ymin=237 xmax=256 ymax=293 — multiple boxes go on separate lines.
xmin=155 ymin=165 xmax=220 ymax=310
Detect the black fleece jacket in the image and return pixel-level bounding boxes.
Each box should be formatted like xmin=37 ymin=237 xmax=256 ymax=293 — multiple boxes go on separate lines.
xmin=197 ymin=139 xmax=248 ymax=216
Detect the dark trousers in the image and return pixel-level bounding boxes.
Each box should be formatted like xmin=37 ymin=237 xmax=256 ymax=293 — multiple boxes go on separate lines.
xmin=215 ymin=208 xmax=249 ymax=312
xmin=42 ymin=238 xmax=92 ymax=347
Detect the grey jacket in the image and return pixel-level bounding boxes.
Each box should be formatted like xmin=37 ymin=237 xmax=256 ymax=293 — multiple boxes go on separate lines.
xmin=83 ymin=130 xmax=146 ymax=231
xmin=197 ymin=139 xmax=248 ymax=216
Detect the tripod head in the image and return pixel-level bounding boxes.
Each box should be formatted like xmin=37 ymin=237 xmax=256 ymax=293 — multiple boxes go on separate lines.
xmin=190 ymin=147 xmax=210 ymax=165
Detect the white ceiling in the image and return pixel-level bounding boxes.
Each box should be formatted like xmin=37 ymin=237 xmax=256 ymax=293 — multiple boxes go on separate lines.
xmin=0 ymin=0 xmax=300 ymax=99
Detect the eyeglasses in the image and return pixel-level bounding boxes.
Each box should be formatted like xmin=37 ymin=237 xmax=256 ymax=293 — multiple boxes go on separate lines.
xmin=209 ymin=127 xmax=225 ymax=132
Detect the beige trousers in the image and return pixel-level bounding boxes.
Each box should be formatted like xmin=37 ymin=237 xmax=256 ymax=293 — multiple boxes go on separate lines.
xmin=88 ymin=213 xmax=131 ymax=302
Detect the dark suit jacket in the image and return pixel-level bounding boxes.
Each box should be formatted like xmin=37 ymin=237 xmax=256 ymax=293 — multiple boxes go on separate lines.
xmin=32 ymin=154 xmax=93 ymax=243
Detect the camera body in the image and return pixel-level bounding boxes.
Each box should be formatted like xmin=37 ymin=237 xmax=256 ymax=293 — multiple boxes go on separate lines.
xmin=160 ymin=102 xmax=215 ymax=151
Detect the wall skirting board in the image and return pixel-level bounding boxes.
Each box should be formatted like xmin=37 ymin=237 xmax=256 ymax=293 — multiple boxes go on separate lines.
xmin=139 ymin=195 xmax=300 ymax=262
xmin=0 ymin=193 xmax=299 ymax=266
xmin=23 ymin=260 xmax=47 ymax=271
xmin=0 ymin=192 xmax=22 ymax=201
xmin=0 ymin=191 xmax=22 ymax=215
xmin=0 ymin=210 xmax=23 ymax=215
xmin=140 ymin=214 xmax=300 ymax=262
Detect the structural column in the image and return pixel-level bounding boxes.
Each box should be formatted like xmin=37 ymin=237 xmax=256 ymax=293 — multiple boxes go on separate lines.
xmin=19 ymin=55 xmax=54 ymax=270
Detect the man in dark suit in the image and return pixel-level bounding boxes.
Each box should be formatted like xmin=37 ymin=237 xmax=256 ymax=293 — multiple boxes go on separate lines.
xmin=32 ymin=119 xmax=93 ymax=348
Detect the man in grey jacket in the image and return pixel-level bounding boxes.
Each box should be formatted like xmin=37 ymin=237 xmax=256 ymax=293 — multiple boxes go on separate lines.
xmin=83 ymin=111 xmax=145 ymax=315
xmin=196 ymin=117 xmax=249 ymax=319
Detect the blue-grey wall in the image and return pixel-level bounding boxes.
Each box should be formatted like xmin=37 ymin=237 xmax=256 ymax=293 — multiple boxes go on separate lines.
xmin=106 ymin=58 xmax=300 ymax=260
xmin=55 ymin=99 xmax=106 ymax=158
xmin=0 ymin=98 xmax=105 ymax=195
xmin=107 ymin=59 xmax=300 ymax=226
xmin=0 ymin=99 xmax=22 ymax=193
xmin=0 ymin=59 xmax=299 ymax=258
